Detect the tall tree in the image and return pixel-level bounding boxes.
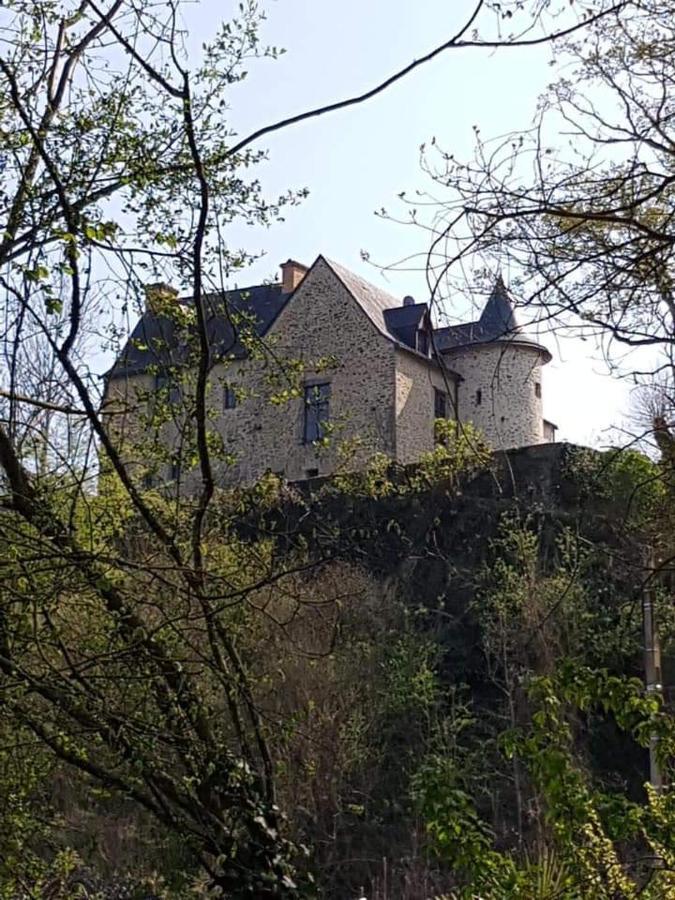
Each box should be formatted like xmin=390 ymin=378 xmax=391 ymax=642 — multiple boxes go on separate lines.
xmin=417 ymin=0 xmax=675 ymax=400
xmin=0 ymin=0 xmax=628 ymax=893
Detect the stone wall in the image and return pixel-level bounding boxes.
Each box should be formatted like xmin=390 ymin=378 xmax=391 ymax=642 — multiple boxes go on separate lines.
xmin=104 ymin=261 xmax=552 ymax=488
xmin=167 ymin=258 xmax=399 ymax=486
xmin=447 ymin=342 xmax=545 ymax=449
xmin=394 ymin=347 xmax=456 ymax=463
xmin=105 ymin=260 xmax=402 ymax=486
xmin=102 ymin=371 xmax=159 ymax=481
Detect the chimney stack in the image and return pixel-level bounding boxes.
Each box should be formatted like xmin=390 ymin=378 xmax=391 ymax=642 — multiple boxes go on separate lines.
xmin=403 ymin=295 xmax=415 ymax=307
xmin=280 ymin=259 xmax=308 ymax=294
xmin=144 ymin=282 xmax=178 ymax=314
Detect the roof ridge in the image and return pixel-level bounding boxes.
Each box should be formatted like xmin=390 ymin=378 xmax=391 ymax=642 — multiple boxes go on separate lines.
xmin=321 ymin=256 xmax=401 ymax=306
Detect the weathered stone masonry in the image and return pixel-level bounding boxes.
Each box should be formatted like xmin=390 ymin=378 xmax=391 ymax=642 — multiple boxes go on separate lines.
xmin=104 ymin=256 xmax=555 ymax=487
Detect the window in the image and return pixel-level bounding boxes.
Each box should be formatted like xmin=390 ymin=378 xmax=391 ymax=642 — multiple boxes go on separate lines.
xmin=305 ymin=467 xmax=319 ymax=479
xmin=223 ymin=384 xmax=237 ymax=410
xmin=303 ymin=382 xmax=330 ymax=443
xmin=169 ymin=458 xmax=181 ymax=482
xmin=155 ymin=372 xmax=181 ymax=405
xmin=475 ymin=389 xmax=482 ymax=406
xmin=434 ymin=388 xmax=447 ymax=420
xmin=535 ymin=382 xmax=542 ymax=398
xmin=417 ymin=330 xmax=429 ymax=355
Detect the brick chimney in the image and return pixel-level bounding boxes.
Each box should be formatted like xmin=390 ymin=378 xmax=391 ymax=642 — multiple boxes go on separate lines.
xmin=144 ymin=282 xmax=178 ymax=314
xmin=280 ymin=259 xmax=308 ymax=294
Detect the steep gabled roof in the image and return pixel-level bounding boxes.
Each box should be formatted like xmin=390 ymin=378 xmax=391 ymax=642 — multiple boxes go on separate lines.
xmin=107 ymin=255 xmax=469 ymax=380
xmin=321 ymin=257 xmax=442 ymax=362
xmin=322 ymin=257 xmax=409 ymax=341
xmin=106 ymin=283 xmax=289 ymax=379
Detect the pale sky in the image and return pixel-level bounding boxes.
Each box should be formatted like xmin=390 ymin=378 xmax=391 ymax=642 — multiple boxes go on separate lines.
xmin=174 ymin=0 xmax=641 ymax=448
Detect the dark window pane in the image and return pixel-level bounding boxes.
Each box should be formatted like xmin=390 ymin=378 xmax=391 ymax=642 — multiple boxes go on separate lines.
xmin=155 ymin=372 xmax=180 ymax=405
xmin=535 ymin=382 xmax=542 ymax=398
xmin=223 ymin=385 xmax=237 ymax=410
xmin=417 ymin=330 xmax=429 ymax=355
xmin=304 ymin=383 xmax=330 ymax=443
xmin=476 ymin=389 xmax=482 ymax=406
xmin=434 ymin=388 xmax=447 ymax=419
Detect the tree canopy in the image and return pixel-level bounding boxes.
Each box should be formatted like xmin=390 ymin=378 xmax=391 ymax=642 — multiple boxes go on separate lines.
xmin=0 ymin=0 xmax=669 ymax=897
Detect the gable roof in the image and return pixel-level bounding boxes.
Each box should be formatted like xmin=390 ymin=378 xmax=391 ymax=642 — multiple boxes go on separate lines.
xmin=110 ymin=258 xmax=541 ymax=381
xmin=322 ymin=257 xmax=411 ymax=339
xmin=106 ymin=282 xmax=289 ymax=379
xmin=108 ymin=256 xmax=445 ymax=380
xmin=320 ymin=257 xmax=443 ymax=363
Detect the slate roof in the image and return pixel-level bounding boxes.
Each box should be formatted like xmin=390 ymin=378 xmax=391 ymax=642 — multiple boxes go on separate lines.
xmin=383 ymin=303 xmax=428 ymax=349
xmin=323 ymin=258 xmax=413 ymax=340
xmin=107 ymin=259 xmax=547 ymax=382
xmin=321 ymin=257 xmax=449 ymax=364
xmin=435 ymin=277 xmax=551 ymax=361
xmin=481 ymin=275 xmax=518 ymax=337
xmin=106 ymin=283 xmax=289 ymax=379
xmin=108 ymin=257 xmax=441 ymax=380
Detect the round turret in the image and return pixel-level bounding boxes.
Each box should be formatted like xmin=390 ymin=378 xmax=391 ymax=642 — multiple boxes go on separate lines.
xmin=438 ymin=278 xmax=551 ymax=449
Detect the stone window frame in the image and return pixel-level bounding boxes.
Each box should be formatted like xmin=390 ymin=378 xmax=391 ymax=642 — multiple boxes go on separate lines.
xmin=169 ymin=457 xmax=181 ymax=483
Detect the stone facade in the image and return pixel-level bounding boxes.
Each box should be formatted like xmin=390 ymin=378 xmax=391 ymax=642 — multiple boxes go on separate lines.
xmin=213 ymin=258 xmax=398 ymax=483
xmin=394 ymin=347 xmax=457 ymax=464
xmin=104 ymin=255 xmax=554 ymax=487
xmin=445 ymin=341 xmax=546 ymax=449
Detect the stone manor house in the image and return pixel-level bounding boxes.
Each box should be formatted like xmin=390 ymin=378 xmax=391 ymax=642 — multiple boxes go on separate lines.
xmin=105 ymin=256 xmax=556 ymax=485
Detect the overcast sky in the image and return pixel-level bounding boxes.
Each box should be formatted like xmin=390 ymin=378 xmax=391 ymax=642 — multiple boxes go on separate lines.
xmin=179 ymin=0 xmax=642 ymax=448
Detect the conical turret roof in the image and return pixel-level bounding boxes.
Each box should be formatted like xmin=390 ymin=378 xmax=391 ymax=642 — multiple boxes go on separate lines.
xmin=478 ymin=275 xmax=519 ymax=340
xmin=434 ymin=275 xmax=551 ymax=363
